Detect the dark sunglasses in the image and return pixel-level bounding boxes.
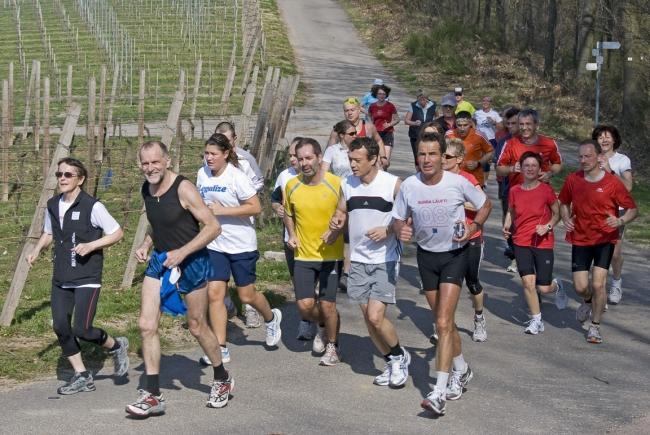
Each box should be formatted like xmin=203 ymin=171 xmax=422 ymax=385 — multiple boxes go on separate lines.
xmin=345 ymin=130 xmax=357 ymax=136
xmin=443 ymin=154 xmax=458 ymax=159
xmin=55 ymin=171 xmax=79 ymax=179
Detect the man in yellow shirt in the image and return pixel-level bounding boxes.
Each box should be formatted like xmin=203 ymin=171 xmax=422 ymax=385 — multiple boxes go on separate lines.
xmin=454 ymin=87 xmax=476 ymax=116
xmin=284 ymin=138 xmax=345 ymax=366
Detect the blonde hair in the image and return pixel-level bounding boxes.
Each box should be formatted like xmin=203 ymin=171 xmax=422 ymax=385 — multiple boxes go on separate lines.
xmin=445 ymin=138 xmax=465 ymax=157
xmin=343 ymin=96 xmax=360 ymax=106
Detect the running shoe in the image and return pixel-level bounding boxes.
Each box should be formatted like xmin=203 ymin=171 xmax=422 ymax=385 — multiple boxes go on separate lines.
xmin=199 ymin=347 xmax=231 ymax=366
xmin=524 ymin=317 xmax=545 ymax=335
xmin=312 ymin=325 xmax=326 ymax=354
xmin=296 ymin=320 xmax=314 ymax=341
xmin=430 ymin=323 xmax=439 ymax=345
xmin=265 ymin=308 xmax=282 ymax=346
xmin=319 ymin=343 xmax=341 ymax=366
xmin=373 ymin=364 xmax=390 ymax=386
xmin=388 ymin=348 xmax=411 ymax=388
xmin=446 ymin=365 xmax=474 ymax=400
xmin=576 ymin=302 xmax=592 ymax=323
xmin=586 ymin=324 xmax=603 ymax=344
xmin=472 ymin=316 xmax=487 ymax=342
xmin=244 ymin=304 xmax=262 ymax=328
xmin=206 ymin=374 xmax=234 ymax=408
xmin=110 ymin=336 xmax=130 ymax=377
xmin=421 ymin=387 xmax=446 ymax=416
xmin=553 ymin=278 xmax=568 ymax=310
xmin=608 ymin=279 xmax=622 ymax=305
xmin=57 ymin=372 xmax=96 ymax=395
xmin=125 ymin=389 xmax=166 ymax=417
xmin=506 ymin=259 xmax=518 ymax=273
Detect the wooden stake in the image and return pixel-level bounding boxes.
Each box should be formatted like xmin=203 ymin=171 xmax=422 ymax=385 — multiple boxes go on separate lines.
xmin=33 ymin=61 xmax=41 ymax=151
xmin=42 ymin=77 xmax=50 ymax=178
xmin=87 ymin=76 xmax=96 ymax=193
xmin=190 ymin=59 xmax=202 ymax=129
xmin=66 ymin=64 xmax=73 ymax=108
xmin=1 ymin=80 xmax=9 ymax=202
xmin=96 ymin=65 xmax=106 ymax=162
xmin=106 ymin=64 xmax=119 ymax=140
xmin=138 ymin=69 xmax=145 ymax=146
xmin=21 ymin=61 xmax=35 ymax=140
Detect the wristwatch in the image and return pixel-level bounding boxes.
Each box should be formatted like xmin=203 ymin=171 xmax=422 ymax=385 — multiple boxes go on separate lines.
xmin=546 ymin=224 xmax=552 ymax=231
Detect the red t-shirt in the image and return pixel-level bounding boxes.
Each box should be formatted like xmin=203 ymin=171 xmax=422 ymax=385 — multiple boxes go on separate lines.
xmin=369 ymin=102 xmax=397 ymax=133
xmin=508 ymin=183 xmax=557 ymax=249
xmin=558 ymin=171 xmax=637 ymax=246
xmin=459 ymin=170 xmax=482 ymax=240
xmin=497 ymin=134 xmax=562 ymax=186
xmin=447 ymin=128 xmax=494 ymax=186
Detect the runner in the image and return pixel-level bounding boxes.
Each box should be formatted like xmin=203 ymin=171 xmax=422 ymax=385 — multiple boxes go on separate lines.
xmin=559 ymin=140 xmax=637 ymax=344
xmin=368 ymin=84 xmax=400 ymax=163
xmin=453 ymin=87 xmax=476 ymax=116
xmin=284 ymin=138 xmax=345 ymax=366
xmin=360 ymin=78 xmax=383 ymax=119
xmin=27 ymin=158 xmax=127 ymax=395
xmin=392 ymin=132 xmax=492 ymax=416
xmin=126 ymin=141 xmax=230 ymax=415
xmin=441 ymin=139 xmax=489 ymax=342
xmin=320 ymin=120 xmax=355 ymax=179
xmin=328 ymin=97 xmax=388 ymax=169
xmin=197 ymin=134 xmax=282 ymax=367
xmin=329 ymin=136 xmax=410 ymax=387
xmin=503 ymin=151 xmax=565 ymax=335
xmin=446 ymin=111 xmax=494 ymax=188
xmin=591 ymin=125 xmax=633 ymax=305
xmin=473 ymin=96 xmax=503 ymax=175
xmin=434 ymin=93 xmax=458 ymax=133
xmin=214 ymin=121 xmax=264 ymax=327
xmin=405 ymin=89 xmax=437 ymax=165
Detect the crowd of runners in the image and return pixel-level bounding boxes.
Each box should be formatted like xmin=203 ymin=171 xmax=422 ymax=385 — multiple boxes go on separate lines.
xmin=26 ymin=80 xmax=638 ymax=418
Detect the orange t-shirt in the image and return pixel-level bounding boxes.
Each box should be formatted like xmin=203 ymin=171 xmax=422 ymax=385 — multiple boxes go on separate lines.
xmin=447 ymin=127 xmax=493 ymax=185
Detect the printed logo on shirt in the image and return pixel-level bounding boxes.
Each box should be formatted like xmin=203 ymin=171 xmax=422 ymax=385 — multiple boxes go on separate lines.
xmin=200 ymin=185 xmax=227 ymax=194
xmin=71 ymin=211 xmax=80 ymax=220
xmin=596 ymin=188 xmax=604 ymax=193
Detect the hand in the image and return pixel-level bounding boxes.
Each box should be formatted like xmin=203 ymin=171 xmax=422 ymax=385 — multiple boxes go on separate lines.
xmin=562 ymin=217 xmax=575 ymax=232
xmin=605 ymin=214 xmax=620 ymax=228
xmin=366 ymin=226 xmax=388 ymax=243
xmin=598 ymin=155 xmax=611 ymax=172
xmin=163 ymin=248 xmax=187 ymax=269
xmin=453 ymin=220 xmax=471 ymax=243
xmin=535 ymin=224 xmax=550 ymax=236
xmin=465 ymin=160 xmax=479 ymax=171
xmin=399 ymin=217 xmax=413 ymax=242
xmin=272 ymin=203 xmax=284 ymax=218
xmin=209 ymin=201 xmax=226 ymax=216
xmin=286 ymin=236 xmax=299 ymax=250
xmin=73 ymin=242 xmax=96 ymax=257
xmin=380 ymin=157 xmax=390 ymax=170
xmin=135 ymin=244 xmax=150 ymax=263
xmin=414 ymin=120 xmax=422 ymax=126
xmin=513 ymin=162 xmax=521 ymax=173
xmin=502 ymin=226 xmax=512 ymax=239
xmin=329 ymin=214 xmax=345 ymax=231
xmin=26 ymin=249 xmax=40 ymax=266
xmin=383 ymin=121 xmax=392 ymax=130
xmin=320 ymin=229 xmax=339 ymax=245
xmin=538 ymin=171 xmax=553 ymax=182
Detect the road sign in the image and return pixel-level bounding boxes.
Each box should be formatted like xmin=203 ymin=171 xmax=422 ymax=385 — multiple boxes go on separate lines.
xmin=585 ymin=63 xmax=598 ymax=71
xmin=601 ymin=41 xmax=621 ymax=50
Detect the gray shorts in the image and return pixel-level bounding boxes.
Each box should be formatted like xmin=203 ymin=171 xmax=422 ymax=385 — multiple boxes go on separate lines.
xmin=347 ymin=261 xmax=398 ymax=305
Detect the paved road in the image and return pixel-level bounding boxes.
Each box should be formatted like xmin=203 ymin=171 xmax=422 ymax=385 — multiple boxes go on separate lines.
xmin=1 ymin=1 xmax=648 ymax=433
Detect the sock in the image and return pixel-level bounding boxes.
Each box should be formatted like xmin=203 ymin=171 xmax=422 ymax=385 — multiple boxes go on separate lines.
xmin=475 ymin=310 xmax=484 ymax=318
xmin=213 ymin=363 xmax=228 ymax=381
xmin=435 ymin=371 xmax=449 ymax=391
xmin=220 ymin=345 xmax=227 ymax=349
xmin=585 ymin=297 xmax=592 ymax=304
xmin=591 ymin=321 xmax=600 ymax=326
xmin=452 ymin=354 xmax=467 ymax=373
xmin=146 ymin=374 xmax=160 ymax=396
xmin=383 ymin=353 xmax=391 ymax=362
xmin=532 ymin=313 xmax=542 ymax=321
xmin=109 ymin=340 xmax=121 ymax=352
xmin=265 ymin=312 xmax=275 ymax=324
xmin=612 ymin=277 xmax=622 ymax=286
xmin=389 ymin=343 xmax=404 ymax=357
xmin=80 ymin=370 xmax=90 ymax=378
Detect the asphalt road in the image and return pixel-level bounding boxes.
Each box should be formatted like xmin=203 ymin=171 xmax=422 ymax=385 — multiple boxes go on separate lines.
xmin=1 ymin=1 xmax=648 ymax=433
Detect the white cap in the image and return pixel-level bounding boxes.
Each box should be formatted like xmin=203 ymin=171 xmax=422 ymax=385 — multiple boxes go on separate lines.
xmin=373 ymin=78 xmax=384 ymax=86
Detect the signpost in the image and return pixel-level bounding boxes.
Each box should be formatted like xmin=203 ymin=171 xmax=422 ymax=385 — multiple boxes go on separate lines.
xmin=587 ymin=41 xmax=620 ymax=125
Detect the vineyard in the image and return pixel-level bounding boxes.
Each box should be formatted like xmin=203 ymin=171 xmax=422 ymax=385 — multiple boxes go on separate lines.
xmin=0 ymin=0 xmax=299 ymax=332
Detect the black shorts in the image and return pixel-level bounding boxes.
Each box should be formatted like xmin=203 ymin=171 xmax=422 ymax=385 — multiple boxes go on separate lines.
xmin=465 ymin=239 xmax=484 ymax=294
xmin=416 ymin=245 xmax=468 ymax=291
xmin=293 ymin=260 xmax=342 ymax=302
xmin=571 ymin=243 xmax=615 ymax=272
xmin=514 ymin=245 xmax=554 ymax=285
xmin=379 ymin=131 xmax=394 ymax=147
xmin=283 ymin=242 xmax=295 ymax=277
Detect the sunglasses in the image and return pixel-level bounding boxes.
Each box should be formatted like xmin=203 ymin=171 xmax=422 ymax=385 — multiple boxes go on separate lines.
xmin=443 ymin=154 xmax=459 ymax=159
xmin=55 ymin=171 xmax=79 ymax=179
xmin=345 ymin=130 xmax=357 ymax=136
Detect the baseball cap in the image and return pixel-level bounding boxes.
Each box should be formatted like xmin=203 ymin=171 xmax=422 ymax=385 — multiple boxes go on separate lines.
xmin=416 ymin=89 xmax=426 ymax=98
xmin=441 ymin=93 xmax=457 ymax=107
xmin=454 ymin=87 xmax=463 ymax=95
xmin=373 ymin=78 xmax=384 ymax=86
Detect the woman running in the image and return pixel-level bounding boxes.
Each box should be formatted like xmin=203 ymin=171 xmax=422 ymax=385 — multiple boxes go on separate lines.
xmin=368 ymin=84 xmax=400 ymax=163
xmin=592 ymin=125 xmax=633 ymax=305
xmin=197 ymin=134 xmax=282 ymax=365
xmin=27 ymin=157 xmax=127 ymax=395
xmin=320 ymin=120 xmax=355 ymax=178
xmin=503 ymin=151 xmax=564 ymax=335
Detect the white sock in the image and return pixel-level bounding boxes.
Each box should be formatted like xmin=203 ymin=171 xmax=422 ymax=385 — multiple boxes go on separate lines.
xmin=452 ymin=354 xmax=467 ymax=373
xmin=435 ymin=371 xmax=449 ymax=391
xmin=612 ymin=278 xmax=622 ymax=286
xmin=532 ymin=313 xmax=542 ymax=321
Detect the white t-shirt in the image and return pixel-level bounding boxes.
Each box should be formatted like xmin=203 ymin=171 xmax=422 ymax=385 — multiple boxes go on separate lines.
xmin=196 ymin=163 xmax=258 ymax=253
xmin=608 ymin=152 xmax=632 ymax=177
xmin=473 ymin=109 xmax=502 ymax=141
xmin=322 ymin=143 xmax=352 ymax=178
xmin=343 ymin=171 xmax=400 ymax=264
xmin=392 ymin=171 xmax=486 ymax=253
xmin=43 ymin=197 xmax=121 ymax=288
xmin=274 ymin=167 xmax=298 ymax=242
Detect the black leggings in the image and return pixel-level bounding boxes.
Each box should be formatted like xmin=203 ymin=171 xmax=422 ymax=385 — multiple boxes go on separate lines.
xmin=51 ymin=285 xmax=108 ymax=357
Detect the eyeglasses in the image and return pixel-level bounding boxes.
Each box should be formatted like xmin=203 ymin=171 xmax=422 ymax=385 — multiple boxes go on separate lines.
xmin=443 ymin=154 xmax=459 ymax=159
xmin=55 ymin=171 xmax=79 ymax=179
xmin=345 ymin=130 xmax=357 ymax=136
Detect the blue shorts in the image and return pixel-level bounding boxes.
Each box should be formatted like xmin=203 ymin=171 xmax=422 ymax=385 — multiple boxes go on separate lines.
xmin=208 ymin=250 xmax=258 ymax=287
xmin=145 ymin=249 xmax=212 ymax=294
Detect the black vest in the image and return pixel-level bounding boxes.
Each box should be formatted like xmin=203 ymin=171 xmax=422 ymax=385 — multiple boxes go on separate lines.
xmin=142 ymin=175 xmax=200 ymax=252
xmin=409 ymin=101 xmax=436 ymax=138
xmin=47 ymin=191 xmax=104 ymax=287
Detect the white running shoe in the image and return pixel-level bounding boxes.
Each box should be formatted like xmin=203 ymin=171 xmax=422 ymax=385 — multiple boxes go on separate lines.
xmin=265 ymin=308 xmax=282 ymax=346
xmin=244 ymin=304 xmax=262 ymax=328
xmin=388 ymin=349 xmax=411 ymax=388
xmin=524 ymin=317 xmax=545 ymax=335
xmin=199 ymin=347 xmax=231 ymax=366
xmin=506 ymin=259 xmax=518 ymax=273
xmin=446 ymin=365 xmax=473 ymax=400
xmin=576 ymin=302 xmax=592 ymax=323
xmin=608 ymin=279 xmax=622 ymax=305
xmin=373 ymin=364 xmax=390 ymax=386
xmin=430 ymin=323 xmax=439 ymax=345
xmin=312 ymin=325 xmax=326 ymax=354
xmin=421 ymin=387 xmax=446 ymax=416
xmin=472 ymin=316 xmax=487 ymax=342
xmin=319 ymin=343 xmax=341 ymax=366
xmin=553 ymin=277 xmax=568 ymax=310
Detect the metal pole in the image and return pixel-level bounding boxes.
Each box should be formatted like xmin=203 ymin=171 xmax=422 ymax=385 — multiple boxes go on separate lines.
xmin=595 ymin=63 xmax=601 ymax=126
